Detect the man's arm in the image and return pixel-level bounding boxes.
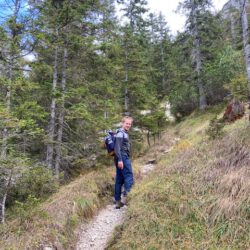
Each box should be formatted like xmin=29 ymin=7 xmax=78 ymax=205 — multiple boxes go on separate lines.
xmin=114 ymin=132 xmax=123 ymax=163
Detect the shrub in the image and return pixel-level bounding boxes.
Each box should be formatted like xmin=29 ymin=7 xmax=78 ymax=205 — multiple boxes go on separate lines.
xmin=206 ymin=117 xmax=225 ymax=139
xmin=13 ymin=166 xmax=59 ymax=202
xmin=14 ymin=195 xmax=41 ymax=223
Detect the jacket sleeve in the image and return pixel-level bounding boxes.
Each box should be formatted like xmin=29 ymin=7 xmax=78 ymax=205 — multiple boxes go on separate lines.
xmin=114 ymin=132 xmax=123 ymax=161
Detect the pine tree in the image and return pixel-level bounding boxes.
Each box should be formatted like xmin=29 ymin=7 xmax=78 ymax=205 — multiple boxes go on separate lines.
xmin=148 ymin=12 xmax=172 ymax=97
xmin=117 ymin=0 xmax=154 ymax=116
xmin=168 ymin=31 xmax=198 ymax=116
xmin=29 ymin=0 xmax=124 ymax=176
xmin=180 ymin=0 xmax=222 ymax=110
xmin=0 ymin=0 xmax=43 ymax=223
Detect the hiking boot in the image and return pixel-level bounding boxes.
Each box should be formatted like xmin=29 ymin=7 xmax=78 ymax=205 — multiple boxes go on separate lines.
xmin=115 ymin=200 xmax=124 ymax=209
xmin=121 ymin=195 xmax=127 ymax=206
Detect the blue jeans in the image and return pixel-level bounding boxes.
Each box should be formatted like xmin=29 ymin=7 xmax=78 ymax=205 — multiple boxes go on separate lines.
xmin=114 ymin=154 xmax=134 ymax=202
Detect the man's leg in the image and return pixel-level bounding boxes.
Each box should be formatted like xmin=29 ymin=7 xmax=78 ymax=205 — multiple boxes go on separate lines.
xmin=122 ymin=156 xmax=134 ymax=195
xmin=114 ymin=166 xmax=124 ymax=202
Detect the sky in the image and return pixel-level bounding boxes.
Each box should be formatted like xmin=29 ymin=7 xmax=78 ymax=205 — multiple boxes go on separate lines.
xmin=147 ymin=0 xmax=229 ymax=35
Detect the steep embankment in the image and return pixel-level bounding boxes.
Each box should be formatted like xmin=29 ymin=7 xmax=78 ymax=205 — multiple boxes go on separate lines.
xmin=0 ymin=168 xmax=115 ymax=249
xmin=107 ymin=107 xmax=250 ymax=249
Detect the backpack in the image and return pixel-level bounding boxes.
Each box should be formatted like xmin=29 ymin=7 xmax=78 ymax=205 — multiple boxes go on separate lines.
xmin=104 ymin=130 xmax=116 ymax=156
xmin=104 ymin=129 xmax=124 ymax=156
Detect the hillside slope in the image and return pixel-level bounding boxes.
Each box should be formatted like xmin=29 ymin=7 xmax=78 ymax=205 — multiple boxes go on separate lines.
xmin=107 ymin=107 xmax=250 ymax=249
xmin=1 ymin=106 xmax=249 ymax=250
xmin=0 ymin=168 xmax=115 ymax=249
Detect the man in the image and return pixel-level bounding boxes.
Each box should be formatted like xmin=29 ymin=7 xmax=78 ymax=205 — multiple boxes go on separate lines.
xmin=114 ymin=116 xmax=134 ymax=209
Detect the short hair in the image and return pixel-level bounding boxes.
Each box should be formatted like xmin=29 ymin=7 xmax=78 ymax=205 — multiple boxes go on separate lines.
xmin=122 ymin=116 xmax=133 ymax=123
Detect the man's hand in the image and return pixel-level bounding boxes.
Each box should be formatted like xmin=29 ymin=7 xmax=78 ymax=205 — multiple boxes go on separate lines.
xmin=118 ymin=161 xmax=123 ymax=169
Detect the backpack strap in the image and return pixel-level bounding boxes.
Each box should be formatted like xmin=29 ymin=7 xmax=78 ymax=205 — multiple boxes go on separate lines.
xmin=116 ymin=128 xmax=125 ymax=140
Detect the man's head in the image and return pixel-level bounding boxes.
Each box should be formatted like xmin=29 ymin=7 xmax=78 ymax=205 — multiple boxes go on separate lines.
xmin=122 ymin=116 xmax=133 ymax=131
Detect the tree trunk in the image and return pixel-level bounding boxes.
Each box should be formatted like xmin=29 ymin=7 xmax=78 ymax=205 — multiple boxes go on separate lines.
xmin=192 ymin=9 xmax=207 ymax=110
xmin=125 ymin=87 xmax=129 ymax=115
xmin=230 ymin=12 xmax=238 ymax=48
xmin=160 ymin=42 xmax=166 ymax=90
xmin=198 ymin=82 xmax=207 ymax=110
xmin=1 ymin=170 xmax=13 ymax=224
xmin=240 ymin=0 xmax=250 ymax=120
xmin=1 ymin=61 xmax=12 ymax=159
xmin=1 ymin=128 xmax=8 ymax=160
xmin=55 ymin=47 xmax=67 ymax=177
xmin=147 ymin=130 xmax=150 ymax=147
xmin=124 ymin=42 xmax=129 ymax=116
xmin=46 ymin=44 xmax=59 ymax=169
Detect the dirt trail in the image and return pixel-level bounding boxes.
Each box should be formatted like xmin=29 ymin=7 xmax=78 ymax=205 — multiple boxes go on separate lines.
xmin=75 ymin=136 xmax=180 ymax=250
xmin=76 ymin=204 xmax=126 ymax=250
xmin=75 ymin=163 xmax=156 ymax=250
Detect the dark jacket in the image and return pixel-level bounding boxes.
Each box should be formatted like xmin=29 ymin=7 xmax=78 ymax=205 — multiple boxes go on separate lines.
xmin=114 ymin=128 xmax=130 ymax=161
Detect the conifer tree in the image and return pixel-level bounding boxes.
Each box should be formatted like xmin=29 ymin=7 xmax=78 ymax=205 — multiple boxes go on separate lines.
xmin=148 ymin=12 xmax=172 ymax=97
xmin=117 ymin=0 xmax=154 ymax=116
xmin=0 ymin=0 xmax=44 ymax=223
xmin=180 ymin=0 xmax=221 ymax=110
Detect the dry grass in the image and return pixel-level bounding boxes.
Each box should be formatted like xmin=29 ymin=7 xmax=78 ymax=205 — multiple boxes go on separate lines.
xmin=0 ymin=168 xmax=114 ymax=250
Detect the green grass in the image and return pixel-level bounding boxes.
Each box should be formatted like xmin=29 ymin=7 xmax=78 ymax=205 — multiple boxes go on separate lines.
xmin=107 ymin=106 xmax=250 ymax=250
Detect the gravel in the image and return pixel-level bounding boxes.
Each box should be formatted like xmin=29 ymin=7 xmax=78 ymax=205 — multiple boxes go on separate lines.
xmin=76 ymin=204 xmax=126 ymax=250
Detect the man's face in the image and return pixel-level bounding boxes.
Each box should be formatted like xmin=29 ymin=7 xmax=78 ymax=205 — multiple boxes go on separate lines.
xmin=122 ymin=119 xmax=132 ymax=131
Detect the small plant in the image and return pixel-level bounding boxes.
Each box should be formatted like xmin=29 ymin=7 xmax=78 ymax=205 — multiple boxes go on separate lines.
xmin=15 ymin=195 xmax=40 ymax=223
xmin=206 ymin=117 xmax=225 ymax=139
xmin=14 ymin=166 xmax=59 ymax=201
xmin=76 ymin=197 xmax=95 ymax=218
xmin=67 ymin=214 xmax=79 ymax=229
xmin=175 ymin=140 xmax=191 ymax=151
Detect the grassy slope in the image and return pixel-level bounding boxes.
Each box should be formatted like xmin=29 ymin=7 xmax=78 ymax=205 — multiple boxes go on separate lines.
xmin=0 ymin=167 xmax=116 ymax=250
xmin=107 ymin=106 xmax=250 ymax=250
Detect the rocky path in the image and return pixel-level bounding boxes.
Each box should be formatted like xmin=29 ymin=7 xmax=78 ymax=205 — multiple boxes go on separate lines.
xmin=75 ymin=136 xmax=181 ymax=250
xmin=76 ymin=204 xmax=126 ymax=250
xmin=75 ymin=163 xmax=156 ymax=250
